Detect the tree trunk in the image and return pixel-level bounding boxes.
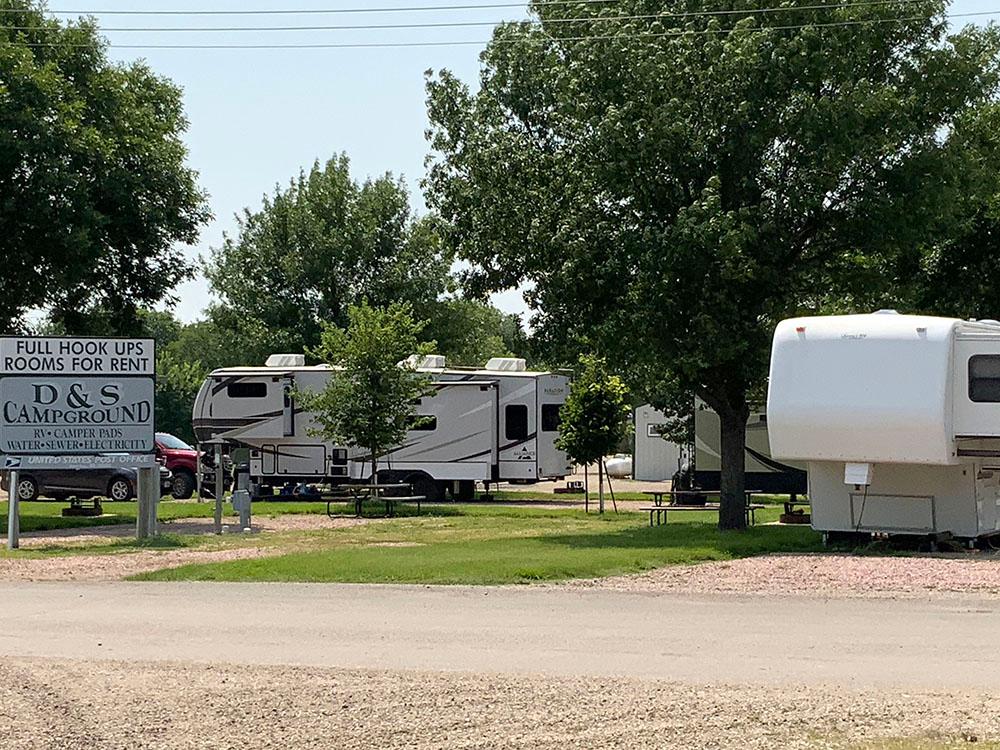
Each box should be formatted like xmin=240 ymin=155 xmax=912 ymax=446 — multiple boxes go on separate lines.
xmin=584 ymin=464 xmax=589 ymax=512
xmin=718 ymin=406 xmax=749 ymax=531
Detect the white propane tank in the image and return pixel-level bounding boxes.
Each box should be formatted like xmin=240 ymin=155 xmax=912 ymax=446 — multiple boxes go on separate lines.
xmin=604 ymin=454 xmax=633 ymax=479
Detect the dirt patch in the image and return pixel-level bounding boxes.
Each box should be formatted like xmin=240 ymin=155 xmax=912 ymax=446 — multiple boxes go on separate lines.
xmin=0 ymin=546 xmax=280 ymax=582
xmin=16 ymin=514 xmax=374 ymax=548
xmin=566 ymin=552 xmax=1000 ymax=599
xmin=0 ymin=657 xmax=997 ymax=749
xmin=1 ymin=516 xmax=375 ymax=582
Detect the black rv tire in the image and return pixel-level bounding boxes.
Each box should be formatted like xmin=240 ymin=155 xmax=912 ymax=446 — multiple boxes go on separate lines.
xmin=407 ymin=473 xmax=444 ymax=503
xmin=170 ymin=470 xmax=196 ymax=500
xmin=454 ymin=480 xmax=476 ymax=502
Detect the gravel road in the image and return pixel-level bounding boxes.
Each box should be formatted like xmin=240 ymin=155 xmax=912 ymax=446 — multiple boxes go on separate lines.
xmin=3 ymin=583 xmax=1000 ymax=748
xmin=3 ymin=582 xmax=1000 ymax=690
xmin=0 ymin=657 xmax=996 ymax=749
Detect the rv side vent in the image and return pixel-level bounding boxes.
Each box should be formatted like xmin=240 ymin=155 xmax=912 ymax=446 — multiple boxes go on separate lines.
xmin=265 ymin=354 xmax=306 ymax=368
xmin=485 ymin=357 xmax=527 ymax=372
xmin=402 ymin=354 xmax=447 ymax=369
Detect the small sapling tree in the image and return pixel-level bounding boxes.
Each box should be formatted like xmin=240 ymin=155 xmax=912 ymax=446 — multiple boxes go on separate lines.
xmin=299 ymin=301 xmax=435 ymax=487
xmin=556 ymin=355 xmax=632 ymax=512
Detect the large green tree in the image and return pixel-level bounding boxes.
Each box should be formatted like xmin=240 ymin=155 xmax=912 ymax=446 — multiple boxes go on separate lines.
xmin=206 ymin=155 xmax=452 ymax=362
xmin=0 ymin=1 xmax=209 ymax=334
xmin=425 ymin=0 xmax=1000 ymax=529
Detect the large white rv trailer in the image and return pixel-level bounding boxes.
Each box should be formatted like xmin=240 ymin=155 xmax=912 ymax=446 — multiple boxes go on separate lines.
xmin=693 ymin=402 xmax=807 ymax=494
xmin=192 ymin=356 xmax=573 ymax=500
xmin=767 ymin=311 xmax=1000 ymax=539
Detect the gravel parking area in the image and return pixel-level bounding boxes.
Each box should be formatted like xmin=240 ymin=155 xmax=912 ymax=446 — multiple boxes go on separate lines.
xmin=569 ymin=552 xmax=1000 ymax=599
xmin=0 ymin=657 xmax=995 ymax=749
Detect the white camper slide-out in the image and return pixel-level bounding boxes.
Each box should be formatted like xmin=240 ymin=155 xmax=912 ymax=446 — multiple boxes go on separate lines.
xmin=767 ymin=311 xmax=1000 ymax=539
xmin=192 ymin=357 xmax=573 ymax=501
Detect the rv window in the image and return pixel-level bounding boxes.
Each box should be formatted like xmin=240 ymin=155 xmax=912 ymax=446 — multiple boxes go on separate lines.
xmin=506 ymin=404 xmax=529 ymax=441
xmin=541 ymin=404 xmax=561 ymax=432
xmin=227 ymin=382 xmax=267 ymax=399
xmin=647 ymin=424 xmax=665 ymax=438
xmin=409 ymin=416 xmax=437 ymax=431
xmin=969 ymin=355 xmax=1000 ymax=402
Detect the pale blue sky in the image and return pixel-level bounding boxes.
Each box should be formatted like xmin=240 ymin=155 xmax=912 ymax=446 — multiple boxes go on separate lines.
xmin=46 ymin=0 xmax=999 ymax=323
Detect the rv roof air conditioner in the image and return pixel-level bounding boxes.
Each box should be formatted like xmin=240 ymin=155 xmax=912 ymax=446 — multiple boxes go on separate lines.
xmin=401 ymin=354 xmax=447 ymax=369
xmin=485 ymin=357 xmax=527 ymax=372
xmin=265 ymin=354 xmax=306 ymax=368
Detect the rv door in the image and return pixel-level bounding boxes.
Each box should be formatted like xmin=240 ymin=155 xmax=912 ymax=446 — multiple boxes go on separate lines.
xmin=282 ymin=378 xmax=295 ymax=437
xmin=536 ymin=374 xmax=572 ymax=479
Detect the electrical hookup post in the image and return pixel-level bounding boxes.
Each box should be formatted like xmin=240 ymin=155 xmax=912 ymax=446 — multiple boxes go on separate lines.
xmin=0 ymin=337 xmax=157 ymax=548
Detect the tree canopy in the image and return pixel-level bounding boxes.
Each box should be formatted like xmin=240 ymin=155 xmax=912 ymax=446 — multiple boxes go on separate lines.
xmin=206 ymin=153 xmax=530 ymax=368
xmin=0 ymin=0 xmax=209 ymax=334
xmin=206 ymin=155 xmax=452 ymax=362
xmin=426 ymin=0 xmax=1000 ymax=528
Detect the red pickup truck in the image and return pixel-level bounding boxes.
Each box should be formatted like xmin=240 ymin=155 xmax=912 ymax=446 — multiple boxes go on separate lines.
xmin=154 ymin=432 xmax=200 ymax=499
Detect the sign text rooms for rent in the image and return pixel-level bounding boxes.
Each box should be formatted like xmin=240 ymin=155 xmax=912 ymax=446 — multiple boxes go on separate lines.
xmin=0 ymin=338 xmax=154 ymax=375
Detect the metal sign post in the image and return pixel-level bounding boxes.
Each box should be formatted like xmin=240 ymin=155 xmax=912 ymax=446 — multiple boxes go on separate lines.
xmin=214 ymin=443 xmax=224 ymax=535
xmin=136 ymin=466 xmax=159 ymax=539
xmin=6 ymin=468 xmax=19 ymax=550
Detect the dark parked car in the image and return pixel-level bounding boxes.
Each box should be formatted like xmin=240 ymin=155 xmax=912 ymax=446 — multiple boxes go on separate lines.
xmin=2 ymin=464 xmax=172 ymax=503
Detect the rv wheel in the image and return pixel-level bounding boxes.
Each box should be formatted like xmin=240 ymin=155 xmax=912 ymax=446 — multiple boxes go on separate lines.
xmin=454 ymin=480 xmax=476 ymax=502
xmin=407 ymin=473 xmax=444 ymax=503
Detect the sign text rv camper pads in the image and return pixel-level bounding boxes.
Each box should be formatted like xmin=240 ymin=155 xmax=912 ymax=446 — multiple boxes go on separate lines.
xmin=0 ymin=337 xmax=155 ymax=456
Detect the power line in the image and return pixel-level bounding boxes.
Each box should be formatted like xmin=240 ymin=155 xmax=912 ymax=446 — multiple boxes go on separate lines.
xmin=13 ymin=14 xmax=981 ymax=49
xmin=0 ymin=0 xmax=935 ymax=32
xmin=5 ymin=0 xmax=620 ymax=16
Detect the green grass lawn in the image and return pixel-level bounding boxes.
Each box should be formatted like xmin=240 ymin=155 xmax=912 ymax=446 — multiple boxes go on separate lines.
xmin=1 ymin=497 xmax=824 ymax=586
xmin=135 ymin=504 xmax=823 ymax=584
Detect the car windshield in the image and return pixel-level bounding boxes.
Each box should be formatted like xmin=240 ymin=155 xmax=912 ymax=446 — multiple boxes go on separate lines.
xmin=156 ymin=433 xmax=193 ymax=450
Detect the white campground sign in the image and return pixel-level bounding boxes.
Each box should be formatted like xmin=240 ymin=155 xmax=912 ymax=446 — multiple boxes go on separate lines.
xmin=0 ymin=337 xmax=156 ymax=457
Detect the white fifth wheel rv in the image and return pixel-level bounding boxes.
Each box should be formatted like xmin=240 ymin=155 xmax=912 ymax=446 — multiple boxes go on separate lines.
xmin=192 ymin=355 xmax=573 ymax=500
xmin=767 ymin=311 xmax=1000 ymax=539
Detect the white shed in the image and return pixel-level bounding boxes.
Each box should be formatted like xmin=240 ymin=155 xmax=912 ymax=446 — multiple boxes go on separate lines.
xmin=767 ymin=311 xmax=1000 ymax=538
xmin=633 ymin=405 xmax=682 ymax=481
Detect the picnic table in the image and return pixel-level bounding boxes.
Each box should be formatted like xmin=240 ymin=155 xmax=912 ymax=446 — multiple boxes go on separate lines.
xmin=325 ymin=483 xmax=425 ymax=518
xmin=640 ymin=489 xmax=766 ymax=527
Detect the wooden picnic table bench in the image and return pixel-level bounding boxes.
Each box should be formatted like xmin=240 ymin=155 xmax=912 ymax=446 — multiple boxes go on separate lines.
xmin=324 ymin=483 xmax=422 ymax=518
xmin=383 ymin=495 xmax=424 ymax=517
xmin=640 ymin=490 xmax=765 ymax=527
